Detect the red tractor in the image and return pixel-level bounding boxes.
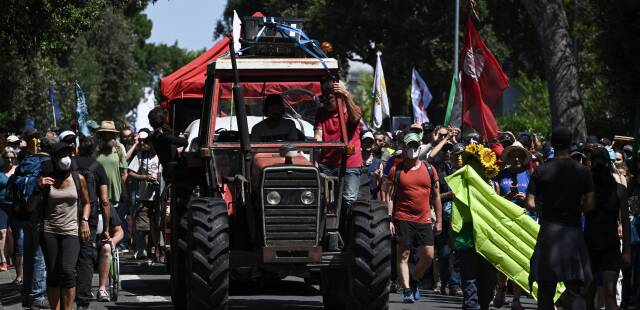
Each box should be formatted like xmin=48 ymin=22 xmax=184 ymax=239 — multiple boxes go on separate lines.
xmin=167 ymin=17 xmax=391 ymax=310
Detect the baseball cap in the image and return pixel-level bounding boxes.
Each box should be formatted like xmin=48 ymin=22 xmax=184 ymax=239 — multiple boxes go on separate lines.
xmin=362 ymin=131 xmax=374 ymax=141
xmin=403 ymin=132 xmax=422 ymax=146
xmin=59 ymin=130 xmax=76 ymax=143
xmin=6 ymin=135 xmax=19 ymax=143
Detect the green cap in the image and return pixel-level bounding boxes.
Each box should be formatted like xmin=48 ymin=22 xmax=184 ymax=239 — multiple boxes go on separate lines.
xmin=403 ymin=132 xmax=422 ymax=145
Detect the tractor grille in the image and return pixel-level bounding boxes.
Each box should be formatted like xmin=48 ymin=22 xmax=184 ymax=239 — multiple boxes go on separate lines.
xmin=262 ymin=168 xmax=320 ymax=247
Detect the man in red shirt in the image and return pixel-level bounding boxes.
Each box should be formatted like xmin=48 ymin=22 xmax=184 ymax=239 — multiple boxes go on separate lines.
xmin=387 ymin=132 xmax=443 ymax=303
xmin=314 ymin=81 xmax=362 ymax=207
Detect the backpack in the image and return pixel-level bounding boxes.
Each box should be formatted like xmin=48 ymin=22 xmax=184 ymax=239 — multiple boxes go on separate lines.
xmin=75 ymin=160 xmax=101 ymax=226
xmin=9 ymin=155 xmax=46 ymax=221
xmin=392 ymin=159 xmax=437 ymax=217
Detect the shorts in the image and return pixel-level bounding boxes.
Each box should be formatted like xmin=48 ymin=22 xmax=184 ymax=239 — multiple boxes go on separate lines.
xmin=394 ymin=219 xmax=434 ymax=247
xmin=589 ymin=248 xmax=622 ymax=273
xmin=0 ymin=204 xmax=11 ymax=229
xmin=135 ymin=201 xmax=158 ymax=232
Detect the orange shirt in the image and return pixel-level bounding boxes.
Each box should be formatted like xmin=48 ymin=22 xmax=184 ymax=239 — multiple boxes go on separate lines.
xmin=388 ymin=161 xmax=438 ymax=224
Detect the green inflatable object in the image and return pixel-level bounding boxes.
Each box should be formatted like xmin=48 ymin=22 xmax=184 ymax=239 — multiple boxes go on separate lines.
xmin=446 ymin=165 xmax=565 ymax=301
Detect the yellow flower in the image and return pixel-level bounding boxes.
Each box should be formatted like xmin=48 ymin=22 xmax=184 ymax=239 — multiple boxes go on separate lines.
xmin=465 ymin=143 xmax=478 ymax=154
xmin=485 ymin=164 xmax=500 ymax=178
xmin=479 ymin=148 xmax=496 ymax=168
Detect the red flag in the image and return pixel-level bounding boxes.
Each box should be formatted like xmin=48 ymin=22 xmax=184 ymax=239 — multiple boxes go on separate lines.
xmin=461 ymin=16 xmax=509 ymax=142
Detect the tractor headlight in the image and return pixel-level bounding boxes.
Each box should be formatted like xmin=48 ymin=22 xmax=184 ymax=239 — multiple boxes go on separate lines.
xmin=301 ymin=190 xmax=315 ymax=205
xmin=266 ymin=191 xmax=281 ymax=205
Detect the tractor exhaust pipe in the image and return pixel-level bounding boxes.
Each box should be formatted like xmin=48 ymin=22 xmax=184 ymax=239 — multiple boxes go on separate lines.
xmin=227 ymin=35 xmax=252 ymax=162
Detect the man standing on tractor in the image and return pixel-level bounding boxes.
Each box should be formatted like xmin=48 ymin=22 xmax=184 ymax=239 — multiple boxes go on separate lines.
xmin=387 ymin=131 xmax=443 ymax=303
xmin=314 ymin=81 xmax=363 ymax=208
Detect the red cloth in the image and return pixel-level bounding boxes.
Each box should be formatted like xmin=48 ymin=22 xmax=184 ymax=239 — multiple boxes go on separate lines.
xmin=461 ymin=17 xmax=509 ymax=142
xmin=387 ymin=161 xmax=438 ymax=224
xmin=315 ymin=104 xmax=363 ymax=169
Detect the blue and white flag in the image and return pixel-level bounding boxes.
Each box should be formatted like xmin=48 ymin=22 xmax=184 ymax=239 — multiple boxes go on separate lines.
xmin=411 ymin=68 xmax=432 ymax=124
xmin=49 ymin=83 xmax=62 ymax=121
xmin=75 ymin=83 xmax=90 ymax=137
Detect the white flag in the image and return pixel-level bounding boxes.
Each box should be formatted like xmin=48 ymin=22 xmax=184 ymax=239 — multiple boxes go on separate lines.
xmin=411 ymin=68 xmax=432 ymax=124
xmin=372 ymin=51 xmax=390 ymax=128
xmin=232 ymin=10 xmax=242 ymax=54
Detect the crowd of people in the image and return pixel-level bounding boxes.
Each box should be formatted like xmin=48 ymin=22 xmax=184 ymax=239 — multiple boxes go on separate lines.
xmin=0 ymin=107 xmax=185 ymax=309
xmin=357 ymin=122 xmax=640 ymax=309
xmin=0 ymin=82 xmax=638 ymax=310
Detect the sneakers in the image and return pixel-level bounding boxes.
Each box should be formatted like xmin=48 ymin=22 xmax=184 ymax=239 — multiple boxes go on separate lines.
xmin=402 ymin=288 xmax=415 ymax=303
xmin=97 ymin=289 xmax=110 ymax=302
xmin=0 ymin=262 xmax=8 ymax=271
xmin=449 ymin=286 xmax=463 ymax=297
xmin=410 ymin=278 xmax=420 ymax=301
xmin=511 ymin=299 xmax=525 ymax=310
xmin=31 ymin=298 xmax=50 ymax=309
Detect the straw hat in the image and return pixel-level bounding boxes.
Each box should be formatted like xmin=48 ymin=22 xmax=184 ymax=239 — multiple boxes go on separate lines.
xmin=96 ymin=121 xmax=119 ymax=133
xmin=501 ymin=142 xmax=532 ymax=167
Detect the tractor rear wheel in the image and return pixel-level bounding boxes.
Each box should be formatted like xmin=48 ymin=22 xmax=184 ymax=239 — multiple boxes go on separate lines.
xmin=186 ymin=198 xmax=230 ymax=310
xmin=350 ymin=200 xmax=392 ymax=310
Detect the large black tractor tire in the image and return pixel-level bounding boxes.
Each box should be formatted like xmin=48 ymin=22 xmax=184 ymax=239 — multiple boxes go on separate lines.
xmin=350 ymin=200 xmax=392 ymax=310
xmin=186 ymin=198 xmax=230 ymax=310
xmin=321 ymin=269 xmax=350 ymax=310
xmin=170 ymin=193 xmax=189 ymax=309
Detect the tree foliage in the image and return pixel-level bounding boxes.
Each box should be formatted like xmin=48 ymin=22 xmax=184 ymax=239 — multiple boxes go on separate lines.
xmin=217 ymin=0 xmax=636 ymax=139
xmin=0 ymin=1 xmax=199 ymax=132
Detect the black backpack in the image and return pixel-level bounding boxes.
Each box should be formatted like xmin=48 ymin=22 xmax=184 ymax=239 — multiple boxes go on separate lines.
xmin=75 ymin=161 xmax=101 ymax=226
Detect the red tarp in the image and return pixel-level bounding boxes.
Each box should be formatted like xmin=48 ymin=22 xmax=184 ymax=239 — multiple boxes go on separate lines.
xmin=159 ymin=37 xmax=230 ymax=108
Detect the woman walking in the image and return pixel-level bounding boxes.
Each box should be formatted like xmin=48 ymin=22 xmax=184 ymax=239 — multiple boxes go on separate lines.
xmin=28 ymin=143 xmax=91 ymax=310
xmin=0 ymin=147 xmax=17 ymax=272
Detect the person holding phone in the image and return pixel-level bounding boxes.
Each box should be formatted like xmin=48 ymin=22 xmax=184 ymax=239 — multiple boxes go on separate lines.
xmin=493 ymin=142 xmax=533 ymax=310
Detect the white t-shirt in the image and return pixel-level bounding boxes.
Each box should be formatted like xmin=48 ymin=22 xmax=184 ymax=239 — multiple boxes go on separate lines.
xmin=250 ymin=118 xmax=299 ymax=142
xmin=128 ymin=153 xmax=162 ymax=201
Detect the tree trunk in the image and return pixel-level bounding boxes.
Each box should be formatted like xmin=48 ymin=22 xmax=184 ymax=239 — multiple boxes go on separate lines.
xmin=520 ymin=0 xmax=588 ymax=141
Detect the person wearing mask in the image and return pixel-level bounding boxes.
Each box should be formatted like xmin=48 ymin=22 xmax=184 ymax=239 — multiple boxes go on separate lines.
xmin=527 ymin=127 xmax=595 ymax=310
xmin=361 ymin=131 xmax=383 ymax=200
xmin=74 ymin=137 xmax=111 ymax=310
xmin=493 ymin=142 xmax=533 ymax=310
xmin=0 ymin=148 xmax=17 ymax=272
xmin=584 ymin=147 xmax=631 ymax=310
xmin=387 ymin=132 xmax=443 ymax=303
xmin=128 ymin=130 xmax=162 ymax=264
xmin=314 ymin=81 xmax=362 ymax=209
xmin=95 ymin=121 xmax=129 ymax=248
xmin=11 ymin=130 xmax=56 ymax=309
xmin=250 ymin=94 xmax=300 ymax=142
xmin=29 ymin=143 xmax=91 ymax=310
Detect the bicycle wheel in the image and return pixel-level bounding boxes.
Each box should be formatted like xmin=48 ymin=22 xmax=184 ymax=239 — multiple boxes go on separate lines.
xmin=110 ymin=250 xmax=120 ymax=301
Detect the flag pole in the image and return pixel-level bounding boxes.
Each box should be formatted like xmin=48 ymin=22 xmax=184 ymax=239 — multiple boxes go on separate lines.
xmin=453 ymin=0 xmax=460 ymax=76
xmin=51 ymin=103 xmax=57 ymax=128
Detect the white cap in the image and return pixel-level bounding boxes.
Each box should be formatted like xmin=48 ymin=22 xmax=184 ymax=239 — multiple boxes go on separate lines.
xmin=362 ymin=131 xmax=374 ymax=141
xmin=59 ymin=130 xmax=76 ymax=141
xmin=6 ymin=135 xmax=19 ymax=143
xmin=138 ymin=131 xmax=149 ymax=140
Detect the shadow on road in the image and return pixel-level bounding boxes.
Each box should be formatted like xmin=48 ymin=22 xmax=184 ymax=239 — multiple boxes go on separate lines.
xmin=0 ymin=282 xmax=22 ymax=307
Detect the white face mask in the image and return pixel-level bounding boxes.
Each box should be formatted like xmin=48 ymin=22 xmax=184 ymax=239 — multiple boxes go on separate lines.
xmin=57 ymin=156 xmax=72 ymax=171
xmin=406 ymin=147 xmax=420 ymax=159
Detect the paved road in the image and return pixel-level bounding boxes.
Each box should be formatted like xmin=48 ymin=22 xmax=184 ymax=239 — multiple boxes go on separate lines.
xmin=0 ymin=253 xmax=537 ymax=309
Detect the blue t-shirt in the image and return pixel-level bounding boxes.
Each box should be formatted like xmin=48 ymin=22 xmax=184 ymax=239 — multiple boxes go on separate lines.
xmin=0 ymin=172 xmax=9 ymax=205
xmin=496 ymin=169 xmax=535 ymax=219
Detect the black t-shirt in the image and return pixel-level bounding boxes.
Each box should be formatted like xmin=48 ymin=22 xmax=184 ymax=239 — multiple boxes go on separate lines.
xmin=151 ymin=129 xmax=188 ymax=168
xmin=584 ymin=183 xmax=625 ymax=250
xmin=72 ymin=156 xmax=108 ymax=187
xmin=107 ymin=204 xmax=122 ymax=228
xmin=527 ymin=158 xmax=594 ymax=227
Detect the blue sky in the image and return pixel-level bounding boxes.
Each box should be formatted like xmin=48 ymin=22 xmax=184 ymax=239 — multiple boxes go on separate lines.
xmin=144 ymin=0 xmax=227 ymax=51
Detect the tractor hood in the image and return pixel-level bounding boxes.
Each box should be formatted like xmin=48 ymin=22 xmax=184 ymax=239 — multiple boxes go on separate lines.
xmin=252 ymin=153 xmax=313 ymax=171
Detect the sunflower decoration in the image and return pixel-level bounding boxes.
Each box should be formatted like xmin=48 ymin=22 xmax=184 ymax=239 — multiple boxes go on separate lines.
xmin=459 ymin=143 xmax=501 ymax=178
